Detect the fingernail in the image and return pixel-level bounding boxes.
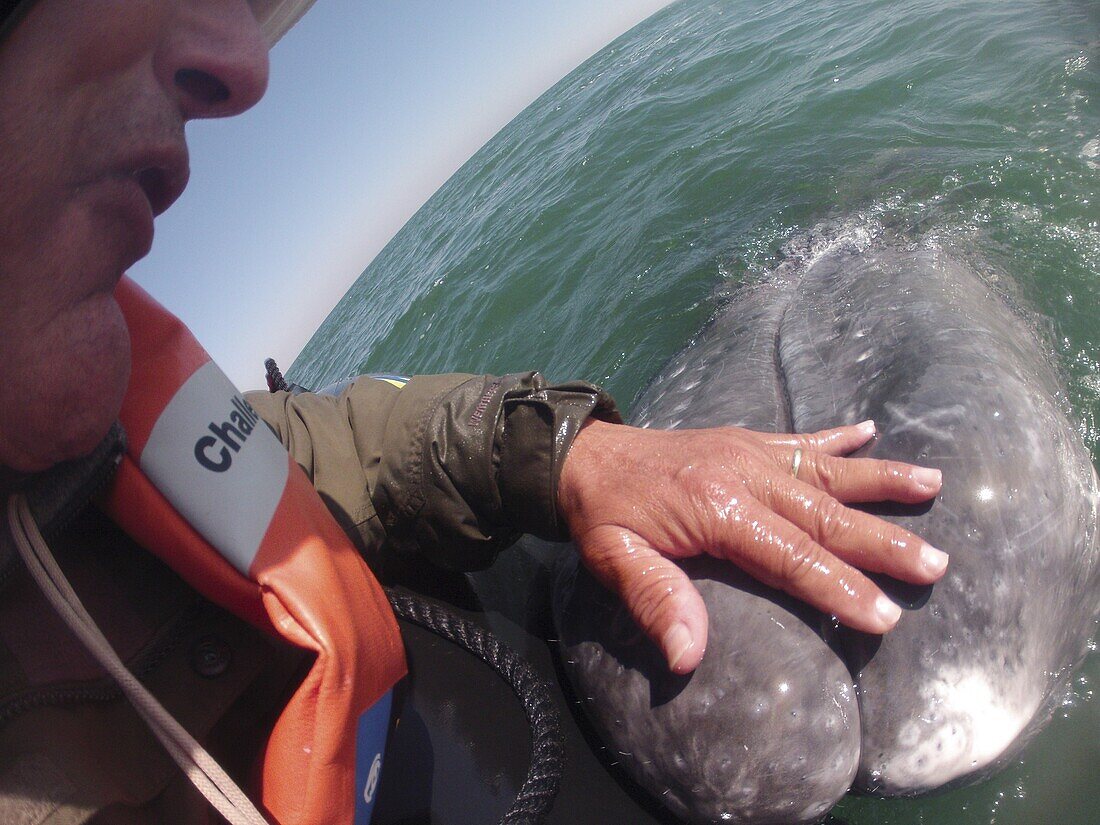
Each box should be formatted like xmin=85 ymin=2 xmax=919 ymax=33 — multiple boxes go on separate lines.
xmin=912 ymin=467 xmax=942 ymax=490
xmin=663 ymin=622 xmax=695 ymax=672
xmin=875 ymin=595 xmax=902 ymax=628
xmin=920 ymin=543 xmax=949 ymax=576
xmin=857 ymin=420 xmax=876 ymax=437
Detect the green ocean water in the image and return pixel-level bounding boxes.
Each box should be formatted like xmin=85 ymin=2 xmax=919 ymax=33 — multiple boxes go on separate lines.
xmin=291 ymin=1 xmax=1099 ymax=822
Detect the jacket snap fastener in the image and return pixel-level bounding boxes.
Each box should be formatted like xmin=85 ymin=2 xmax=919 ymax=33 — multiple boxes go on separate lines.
xmin=190 ymin=635 xmax=232 ymax=678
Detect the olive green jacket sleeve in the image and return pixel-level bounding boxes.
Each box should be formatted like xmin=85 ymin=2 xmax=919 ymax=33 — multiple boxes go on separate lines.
xmin=244 ymin=373 xmax=620 ymax=571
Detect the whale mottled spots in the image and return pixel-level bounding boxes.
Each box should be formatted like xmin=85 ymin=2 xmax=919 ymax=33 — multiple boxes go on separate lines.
xmin=877 ymin=666 xmax=1034 ymax=789
xmin=555 ymin=231 xmax=1099 ymax=823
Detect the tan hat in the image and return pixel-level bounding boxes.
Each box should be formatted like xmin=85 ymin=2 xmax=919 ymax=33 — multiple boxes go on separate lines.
xmin=256 ymin=0 xmax=319 ymax=45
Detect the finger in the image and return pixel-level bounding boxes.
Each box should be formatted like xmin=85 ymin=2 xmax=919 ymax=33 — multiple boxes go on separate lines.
xmin=578 ymin=525 xmax=710 ymax=674
xmin=714 ymin=499 xmax=903 ymax=635
xmin=757 ymin=474 xmax=949 ymax=584
xmin=790 ymin=451 xmax=942 ymax=503
xmin=757 ymin=419 xmax=877 ymax=456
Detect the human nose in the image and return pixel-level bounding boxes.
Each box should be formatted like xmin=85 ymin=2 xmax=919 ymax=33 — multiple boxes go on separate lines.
xmin=156 ymin=0 xmax=270 ymax=120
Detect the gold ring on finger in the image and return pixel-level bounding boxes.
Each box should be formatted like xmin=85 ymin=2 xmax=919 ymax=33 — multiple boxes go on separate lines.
xmin=791 ymin=447 xmax=803 ymax=479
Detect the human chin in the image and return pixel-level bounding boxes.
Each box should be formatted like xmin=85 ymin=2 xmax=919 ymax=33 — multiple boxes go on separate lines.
xmin=0 ymin=292 xmax=131 ymax=474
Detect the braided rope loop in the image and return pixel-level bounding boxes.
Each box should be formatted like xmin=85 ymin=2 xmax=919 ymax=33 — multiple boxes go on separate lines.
xmin=385 ymin=590 xmax=564 ymax=824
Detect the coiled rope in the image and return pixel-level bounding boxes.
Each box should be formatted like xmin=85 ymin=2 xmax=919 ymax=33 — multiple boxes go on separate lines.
xmin=385 ymin=589 xmax=564 ymax=824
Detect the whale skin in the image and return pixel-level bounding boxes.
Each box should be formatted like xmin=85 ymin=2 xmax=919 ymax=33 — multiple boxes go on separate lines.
xmin=552 ymin=232 xmax=1100 ymax=824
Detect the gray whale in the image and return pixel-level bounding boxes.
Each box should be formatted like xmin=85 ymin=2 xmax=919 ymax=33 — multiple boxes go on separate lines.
xmin=552 ymin=230 xmax=1100 ymax=823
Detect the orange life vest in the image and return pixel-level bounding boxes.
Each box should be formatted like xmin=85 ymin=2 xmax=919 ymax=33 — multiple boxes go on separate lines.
xmin=101 ymin=277 xmax=406 ymax=824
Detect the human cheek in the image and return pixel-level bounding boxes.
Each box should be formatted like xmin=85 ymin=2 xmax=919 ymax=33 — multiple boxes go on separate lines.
xmin=18 ymin=0 xmax=167 ymax=82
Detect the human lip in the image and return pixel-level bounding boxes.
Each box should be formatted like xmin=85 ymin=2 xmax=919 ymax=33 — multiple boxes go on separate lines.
xmin=97 ymin=176 xmax=157 ymax=268
xmin=91 ymin=143 xmax=190 ymax=272
xmin=126 ymin=143 xmax=191 ymax=217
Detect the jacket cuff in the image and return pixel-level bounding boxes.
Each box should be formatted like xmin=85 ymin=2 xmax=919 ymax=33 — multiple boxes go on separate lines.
xmin=376 ymin=372 xmax=620 ymax=569
xmin=497 ymin=377 xmax=621 ymax=541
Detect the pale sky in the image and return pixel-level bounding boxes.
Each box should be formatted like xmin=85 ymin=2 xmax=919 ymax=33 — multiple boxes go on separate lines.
xmin=131 ymin=0 xmax=673 ymax=389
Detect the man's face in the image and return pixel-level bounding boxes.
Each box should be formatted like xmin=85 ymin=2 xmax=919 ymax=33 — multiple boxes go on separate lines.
xmin=0 ymin=0 xmax=269 ymax=473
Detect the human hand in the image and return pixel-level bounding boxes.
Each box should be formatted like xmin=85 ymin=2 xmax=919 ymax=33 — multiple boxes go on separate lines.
xmin=557 ymin=419 xmax=946 ymax=674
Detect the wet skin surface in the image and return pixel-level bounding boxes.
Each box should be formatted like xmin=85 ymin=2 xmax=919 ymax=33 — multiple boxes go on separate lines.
xmin=553 ymin=235 xmax=1100 ymax=823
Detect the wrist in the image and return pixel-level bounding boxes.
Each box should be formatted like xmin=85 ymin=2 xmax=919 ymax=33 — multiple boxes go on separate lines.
xmin=558 ymin=417 xmax=619 ymax=528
